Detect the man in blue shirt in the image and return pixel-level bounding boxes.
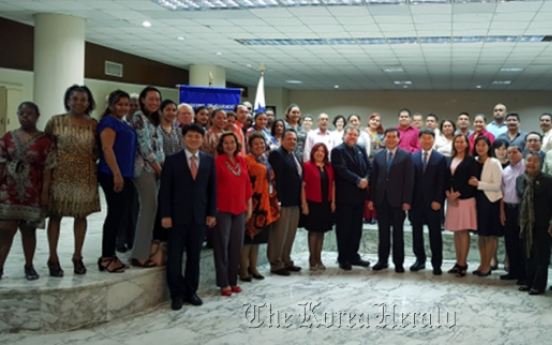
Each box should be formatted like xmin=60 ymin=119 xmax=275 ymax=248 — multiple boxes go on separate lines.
xmin=486 ymin=103 xmax=508 ymax=137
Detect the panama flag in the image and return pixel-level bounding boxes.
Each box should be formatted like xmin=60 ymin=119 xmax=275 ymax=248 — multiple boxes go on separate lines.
xmin=253 ymin=73 xmax=266 ymax=114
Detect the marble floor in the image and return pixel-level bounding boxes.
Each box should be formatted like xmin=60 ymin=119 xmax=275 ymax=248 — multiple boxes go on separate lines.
xmin=1 ymin=193 xmax=552 ymax=343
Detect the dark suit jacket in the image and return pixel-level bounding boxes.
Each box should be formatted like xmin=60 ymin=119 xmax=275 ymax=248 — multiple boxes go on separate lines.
xmin=516 ymin=172 xmax=552 ymax=228
xmin=159 ymin=150 xmax=217 ymax=225
xmin=331 ymin=143 xmax=372 ymax=205
xmin=268 ymin=147 xmax=302 ymax=207
xmin=369 ymin=148 xmax=414 ymax=208
xmin=445 ymin=156 xmax=477 ymax=199
xmin=412 ymin=150 xmax=447 ymax=208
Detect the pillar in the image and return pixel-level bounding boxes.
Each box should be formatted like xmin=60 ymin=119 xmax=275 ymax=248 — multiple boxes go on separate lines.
xmin=33 ymin=13 xmax=86 ymax=129
xmin=189 ymin=64 xmax=226 ymax=87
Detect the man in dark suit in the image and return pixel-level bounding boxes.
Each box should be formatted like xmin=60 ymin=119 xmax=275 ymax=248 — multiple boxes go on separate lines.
xmin=369 ymin=128 xmax=414 ymax=273
xmin=160 ymin=124 xmax=217 ymax=311
xmin=267 ymin=129 xmax=303 ymax=276
xmin=331 ymin=126 xmax=372 ymax=270
xmin=410 ymin=129 xmax=446 ymax=275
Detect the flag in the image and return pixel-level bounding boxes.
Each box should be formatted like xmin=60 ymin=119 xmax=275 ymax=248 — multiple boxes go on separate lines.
xmin=253 ymin=73 xmax=265 ymax=114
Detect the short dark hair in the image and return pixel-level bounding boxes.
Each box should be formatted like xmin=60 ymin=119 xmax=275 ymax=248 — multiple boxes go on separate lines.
xmin=18 ymin=101 xmax=40 ymax=116
xmin=440 ymin=119 xmax=456 ymax=134
xmin=211 ymin=108 xmax=225 ymax=118
xmin=195 ymin=105 xmax=207 ymax=114
xmin=64 ymin=84 xmax=96 ymax=115
xmin=472 ymin=135 xmax=493 ymax=157
xmin=102 ymin=90 xmax=130 ymax=118
xmin=474 ymin=114 xmax=487 ymax=123
xmin=492 ymin=138 xmax=509 ymax=151
xmin=347 ymin=114 xmax=360 ymax=122
xmin=526 ymin=131 xmax=543 ymax=141
xmin=303 ymin=114 xmax=313 ymax=121
xmin=216 ymin=131 xmax=242 ymax=156
xmin=248 ymin=131 xmax=267 ymax=147
xmin=254 ymin=112 xmax=266 ymax=120
xmin=384 ymin=127 xmax=400 ymax=138
xmin=160 ymin=99 xmax=177 ymax=113
xmin=505 ymin=112 xmax=520 ymax=121
xmin=333 ymin=115 xmax=347 ymax=127
xmin=508 ymin=144 xmax=524 ymax=153
xmin=283 ymin=128 xmax=297 ymax=139
xmin=418 ymin=128 xmax=435 ymax=138
xmin=182 ymin=123 xmax=205 ymax=136
xmin=426 ymin=113 xmax=439 ymax=122
xmin=398 ymin=108 xmax=411 ymax=117
xmin=226 ymin=111 xmax=237 ymax=120
xmin=525 ymin=150 xmax=542 ymax=164
xmin=344 ymin=125 xmax=360 ymax=136
xmin=458 ymin=111 xmax=470 ymax=119
xmin=539 ymin=113 xmax=552 ymax=121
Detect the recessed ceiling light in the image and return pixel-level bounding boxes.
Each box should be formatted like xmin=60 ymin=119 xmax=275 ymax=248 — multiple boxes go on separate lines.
xmin=476 ymin=85 xmax=482 ymax=89
xmin=216 ymin=51 xmax=222 ymax=55
xmin=334 ymin=85 xmax=339 ymax=89
xmin=383 ymin=68 xmax=404 ymax=73
xmin=177 ymin=36 xmax=185 ymax=41
xmin=394 ymin=80 xmax=412 ymax=85
xmin=403 ymin=85 xmax=408 ymax=88
xmin=492 ymin=80 xmax=512 ymax=85
xmin=142 ymin=21 xmax=151 ymax=28
xmin=246 ymin=64 xmax=252 ymax=68
xmin=286 ymin=80 xmax=302 ymax=84
xmin=500 ymin=67 xmax=524 ymax=72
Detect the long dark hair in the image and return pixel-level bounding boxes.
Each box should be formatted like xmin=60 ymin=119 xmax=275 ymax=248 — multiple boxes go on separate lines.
xmin=101 ymin=90 xmax=130 ymax=118
xmin=64 ymin=84 xmax=96 ymax=115
xmin=451 ymin=134 xmax=471 ymax=158
xmin=138 ymin=86 xmax=162 ymax=126
xmin=271 ymin=119 xmax=285 ymax=137
xmin=473 ymin=135 xmax=493 ymax=158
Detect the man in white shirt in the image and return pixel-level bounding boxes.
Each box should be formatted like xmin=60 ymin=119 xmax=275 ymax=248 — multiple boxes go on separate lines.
xmin=539 ymin=113 xmax=552 ymax=153
xmin=303 ymin=113 xmax=335 ymax=162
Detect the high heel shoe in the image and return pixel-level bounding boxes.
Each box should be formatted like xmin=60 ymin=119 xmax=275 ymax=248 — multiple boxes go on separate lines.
xmin=447 ymin=263 xmax=460 ymax=274
xmin=98 ymin=257 xmax=125 ymax=273
xmin=231 ymin=286 xmax=242 ymax=293
xmin=221 ymin=288 xmax=232 ymax=296
xmin=317 ymin=263 xmax=326 ymax=270
xmin=248 ymin=268 xmax=264 ymax=280
xmin=130 ymin=258 xmax=156 ymax=268
xmin=455 ymin=265 xmax=468 ymax=277
xmin=475 ymin=270 xmax=491 ymax=277
xmin=72 ymin=257 xmax=87 ymax=275
xmin=239 ymin=274 xmax=252 ymax=282
xmin=47 ymin=260 xmax=64 ymax=277
xmin=24 ymin=266 xmax=39 ymax=281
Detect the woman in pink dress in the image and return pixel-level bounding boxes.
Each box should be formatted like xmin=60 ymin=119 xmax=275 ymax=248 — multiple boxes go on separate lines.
xmin=445 ymin=134 xmax=478 ymax=277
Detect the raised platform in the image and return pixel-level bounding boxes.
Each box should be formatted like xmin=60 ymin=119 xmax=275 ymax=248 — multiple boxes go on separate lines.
xmin=0 ymin=193 xmax=507 ymax=333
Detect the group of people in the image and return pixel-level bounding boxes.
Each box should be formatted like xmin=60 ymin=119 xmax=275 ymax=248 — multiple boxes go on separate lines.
xmin=1 ymin=86 xmax=551 ymax=313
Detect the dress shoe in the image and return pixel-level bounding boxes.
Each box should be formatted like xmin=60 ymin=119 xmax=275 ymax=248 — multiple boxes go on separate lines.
xmin=500 ymin=274 xmax=518 ymax=281
xmin=171 ymin=297 xmax=183 ymax=310
xmin=350 ymin=259 xmax=370 ymax=268
xmin=339 ymin=262 xmax=352 ymax=271
xmin=395 ymin=266 xmax=405 ymax=273
xmin=317 ymin=263 xmax=326 ymax=270
xmin=239 ymin=274 xmax=252 ymax=282
xmin=286 ymin=265 xmax=301 ymax=272
xmin=475 ymin=270 xmax=491 ymax=277
xmin=433 ymin=267 xmax=442 ymax=275
xmin=516 ymin=280 xmax=526 ymax=286
xmin=472 ymin=270 xmax=481 ymax=275
xmin=231 ymin=286 xmax=242 ymax=293
xmin=490 ymin=265 xmax=499 ymax=271
xmin=369 ymin=219 xmax=377 ymax=225
xmin=529 ymin=289 xmax=544 ymax=295
xmin=309 ymin=266 xmax=318 ymax=271
xmin=372 ymin=262 xmax=388 ymax=271
xmin=271 ymin=268 xmax=290 ymax=276
xmin=248 ymin=268 xmax=265 ymax=280
xmin=409 ymin=261 xmax=426 ymax=272
xmin=518 ymin=285 xmax=531 ymax=292
xmin=185 ymin=294 xmax=203 ymax=306
xmin=221 ymin=288 xmax=232 ymax=297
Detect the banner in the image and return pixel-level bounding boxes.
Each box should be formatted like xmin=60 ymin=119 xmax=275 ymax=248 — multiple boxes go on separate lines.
xmin=178 ymin=85 xmax=241 ymax=111
xmin=253 ymin=74 xmax=266 ymax=114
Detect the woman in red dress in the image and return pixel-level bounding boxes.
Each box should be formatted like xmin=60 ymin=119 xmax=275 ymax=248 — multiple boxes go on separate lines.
xmin=0 ymin=102 xmax=56 ymax=280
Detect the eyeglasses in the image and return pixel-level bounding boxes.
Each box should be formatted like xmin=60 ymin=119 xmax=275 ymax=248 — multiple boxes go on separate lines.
xmin=527 ymin=139 xmax=541 ymax=143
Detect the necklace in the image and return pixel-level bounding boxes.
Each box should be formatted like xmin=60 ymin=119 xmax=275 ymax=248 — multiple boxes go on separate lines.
xmin=225 ymin=160 xmax=241 ymax=176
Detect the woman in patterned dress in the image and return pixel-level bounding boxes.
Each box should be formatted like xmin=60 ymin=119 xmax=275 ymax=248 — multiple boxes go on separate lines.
xmin=0 ymin=102 xmax=55 ymax=280
xmin=201 ymin=108 xmax=226 ymax=157
xmin=45 ymin=85 xmax=100 ymax=277
xmin=240 ymin=132 xmax=280 ymax=281
xmin=283 ymin=104 xmax=307 ymax=163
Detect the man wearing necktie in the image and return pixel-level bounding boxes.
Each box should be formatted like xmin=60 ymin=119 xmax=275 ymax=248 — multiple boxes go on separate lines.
xmin=410 ymin=129 xmax=447 ymax=275
xmin=331 ymin=126 xmax=372 ymax=270
xmin=369 ymin=128 xmax=414 ymax=273
xmin=267 ymin=128 xmax=303 ymax=276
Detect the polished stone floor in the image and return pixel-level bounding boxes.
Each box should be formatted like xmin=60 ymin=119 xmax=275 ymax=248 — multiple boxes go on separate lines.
xmin=1 ymin=194 xmax=551 ymax=344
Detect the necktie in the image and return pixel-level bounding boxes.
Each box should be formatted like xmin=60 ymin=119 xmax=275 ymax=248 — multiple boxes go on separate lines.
xmin=423 ymin=151 xmax=428 ymax=173
xmin=386 ymin=150 xmax=393 ymax=173
xmin=291 ymin=153 xmax=302 ymax=176
xmin=190 ymin=155 xmax=198 ymax=180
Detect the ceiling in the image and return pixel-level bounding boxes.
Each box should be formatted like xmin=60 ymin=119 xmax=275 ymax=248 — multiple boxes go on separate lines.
xmin=2 ymin=0 xmax=552 ymax=91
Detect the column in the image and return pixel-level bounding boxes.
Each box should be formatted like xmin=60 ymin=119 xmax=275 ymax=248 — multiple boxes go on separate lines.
xmin=33 ymin=13 xmax=86 ymax=129
xmin=189 ymin=64 xmax=226 ymax=87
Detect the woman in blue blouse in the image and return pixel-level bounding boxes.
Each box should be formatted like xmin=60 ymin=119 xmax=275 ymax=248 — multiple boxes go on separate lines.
xmin=98 ymin=90 xmax=136 ymax=272
xmin=130 ymin=86 xmax=164 ymax=267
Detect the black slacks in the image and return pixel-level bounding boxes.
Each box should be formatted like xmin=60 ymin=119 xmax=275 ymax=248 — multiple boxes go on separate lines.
xmin=166 ymin=223 xmax=205 ymax=300
xmin=335 ymin=202 xmax=364 ymax=265
xmin=376 ymin=196 xmax=405 ymax=266
xmin=99 ymin=172 xmax=134 ymax=258
xmin=116 ymin=179 xmax=139 ymax=248
xmin=410 ymin=205 xmax=443 ymax=269
xmin=523 ymin=226 xmax=551 ymax=292
xmin=504 ymin=204 xmax=525 ymax=281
